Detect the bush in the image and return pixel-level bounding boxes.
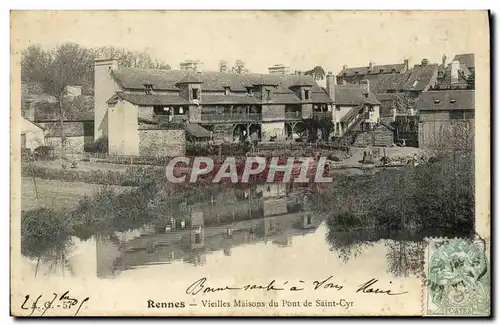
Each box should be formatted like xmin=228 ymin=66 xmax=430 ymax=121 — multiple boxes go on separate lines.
xmin=21 ymin=208 xmax=72 ymax=259
xmin=85 ymin=136 xmax=108 ymax=153
xmin=21 ymin=164 xmax=161 ymax=186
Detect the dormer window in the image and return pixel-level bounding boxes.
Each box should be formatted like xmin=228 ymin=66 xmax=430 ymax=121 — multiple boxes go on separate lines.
xmin=224 ymin=87 xmax=230 ymax=96
xmin=434 ymin=99 xmax=440 ymax=104
xmin=266 ymin=89 xmax=271 ymax=101
xmin=450 ymin=99 xmax=456 ymax=104
xmin=304 ymin=89 xmax=310 ymax=100
xmin=246 ymin=86 xmax=254 ymax=96
xmin=144 ymin=84 xmax=154 ymax=95
xmin=192 ymin=88 xmax=199 ymax=100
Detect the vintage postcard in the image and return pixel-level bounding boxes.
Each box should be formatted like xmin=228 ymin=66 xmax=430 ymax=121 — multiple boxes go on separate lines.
xmin=10 ymin=10 xmax=490 ymax=317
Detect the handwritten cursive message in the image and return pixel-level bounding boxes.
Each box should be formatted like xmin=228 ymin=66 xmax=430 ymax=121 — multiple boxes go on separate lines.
xmin=21 ymin=291 xmax=90 ymax=316
xmin=185 ymin=276 xmax=407 ymax=296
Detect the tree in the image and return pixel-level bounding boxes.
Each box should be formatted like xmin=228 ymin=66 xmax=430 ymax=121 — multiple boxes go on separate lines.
xmin=22 ymin=43 xmax=94 ymax=157
xmin=305 ymin=66 xmax=326 ymax=81
xmin=231 ymin=60 xmax=248 ymax=74
xmin=92 ymin=46 xmax=171 ymax=70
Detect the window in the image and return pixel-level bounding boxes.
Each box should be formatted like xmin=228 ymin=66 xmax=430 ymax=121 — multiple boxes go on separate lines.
xmin=304 ymin=89 xmax=310 ymax=100
xmin=224 ymin=87 xmax=230 ymax=96
xmin=144 ymin=84 xmax=154 ymax=95
xmin=450 ymin=110 xmax=466 ymax=120
xmin=246 ymin=87 xmax=254 ymax=96
xmin=192 ymin=88 xmax=199 ymax=100
xmin=195 ymin=233 xmax=202 ymax=244
xmin=464 ymin=111 xmax=474 ymax=120
xmin=266 ymin=89 xmax=271 ymax=101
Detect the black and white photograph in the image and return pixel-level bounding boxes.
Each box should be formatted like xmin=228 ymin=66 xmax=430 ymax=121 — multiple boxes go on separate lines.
xmin=10 ymin=10 xmax=490 ymax=317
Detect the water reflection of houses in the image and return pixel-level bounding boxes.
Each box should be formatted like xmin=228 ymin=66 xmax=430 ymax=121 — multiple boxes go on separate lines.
xmin=96 ymin=183 xmax=322 ymax=277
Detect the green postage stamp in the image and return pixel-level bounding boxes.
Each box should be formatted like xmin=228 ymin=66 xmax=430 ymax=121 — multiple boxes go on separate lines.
xmin=424 ymin=238 xmax=490 ymax=316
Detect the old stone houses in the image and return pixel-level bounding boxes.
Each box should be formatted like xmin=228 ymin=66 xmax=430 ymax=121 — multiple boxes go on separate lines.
xmin=94 ymin=58 xmax=387 ymax=156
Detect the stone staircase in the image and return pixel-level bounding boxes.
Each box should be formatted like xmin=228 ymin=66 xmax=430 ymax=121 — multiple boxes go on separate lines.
xmin=353 ymin=132 xmax=373 ymax=147
xmin=353 ymin=125 xmax=394 ymax=148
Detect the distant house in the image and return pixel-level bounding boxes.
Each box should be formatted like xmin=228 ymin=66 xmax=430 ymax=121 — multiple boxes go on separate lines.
xmin=37 ymin=112 xmax=94 ymax=154
xmin=22 ymin=94 xmax=95 ymax=154
xmin=332 ymin=79 xmax=381 ymax=137
xmin=94 ymin=58 xmax=333 ymax=155
xmin=336 ymin=60 xmax=410 ymax=86
xmin=435 ymin=53 xmax=475 ymax=90
xmin=415 ymin=90 xmax=474 ymax=151
xmin=337 ymin=59 xmax=440 ymax=119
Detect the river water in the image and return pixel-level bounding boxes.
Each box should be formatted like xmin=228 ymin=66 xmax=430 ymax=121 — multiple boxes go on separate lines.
xmin=21 ymin=182 xmax=428 ymax=281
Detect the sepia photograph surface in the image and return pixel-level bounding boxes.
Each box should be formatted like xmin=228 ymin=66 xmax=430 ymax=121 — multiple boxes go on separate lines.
xmin=10 ymin=10 xmax=490 ymax=317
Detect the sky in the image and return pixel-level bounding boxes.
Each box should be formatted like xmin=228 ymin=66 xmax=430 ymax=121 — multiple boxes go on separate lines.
xmin=11 ymin=11 xmax=487 ymax=75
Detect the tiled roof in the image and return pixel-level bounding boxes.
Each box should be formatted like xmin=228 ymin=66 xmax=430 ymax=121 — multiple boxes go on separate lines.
xmin=311 ymin=90 xmax=333 ymax=104
xmin=415 ymin=90 xmax=474 ymax=111
xmin=110 ymin=69 xmax=332 ymax=105
xmin=366 ymin=73 xmax=409 ymax=93
xmin=402 ymin=64 xmax=438 ymax=91
xmin=335 ymin=85 xmax=380 ymax=106
xmin=112 ymin=68 xmax=304 ymax=92
xmin=175 ymin=72 xmax=203 ymax=84
xmin=110 ymin=92 xmax=189 ymax=106
xmin=453 ymin=53 xmax=475 ymax=69
xmin=337 ymin=63 xmax=406 ymax=77
xmin=436 ymin=62 xmax=472 ymax=89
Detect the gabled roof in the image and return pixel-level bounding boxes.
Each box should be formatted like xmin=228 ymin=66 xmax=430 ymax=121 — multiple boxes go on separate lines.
xmin=335 ymin=85 xmax=380 ymax=106
xmin=111 ymin=68 xmax=325 ymax=93
xmin=22 ymin=116 xmax=46 ymax=130
xmin=415 ymin=90 xmax=474 ymax=111
xmin=365 ymin=73 xmax=409 ymax=93
xmin=337 ymin=63 xmax=406 ymax=77
xmin=402 ymin=64 xmax=438 ymax=91
xmin=453 ymin=53 xmax=475 ymax=69
xmin=109 ymin=69 xmax=333 ymax=105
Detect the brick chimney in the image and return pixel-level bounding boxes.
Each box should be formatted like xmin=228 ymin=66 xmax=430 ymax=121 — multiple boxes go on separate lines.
xmin=326 ymin=71 xmax=336 ymax=104
xmin=442 ymin=54 xmax=447 ymax=67
xmin=403 ymin=59 xmax=409 ymax=72
xmin=94 ymin=58 xmax=119 ymax=139
xmin=451 ymin=60 xmax=460 ymax=84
